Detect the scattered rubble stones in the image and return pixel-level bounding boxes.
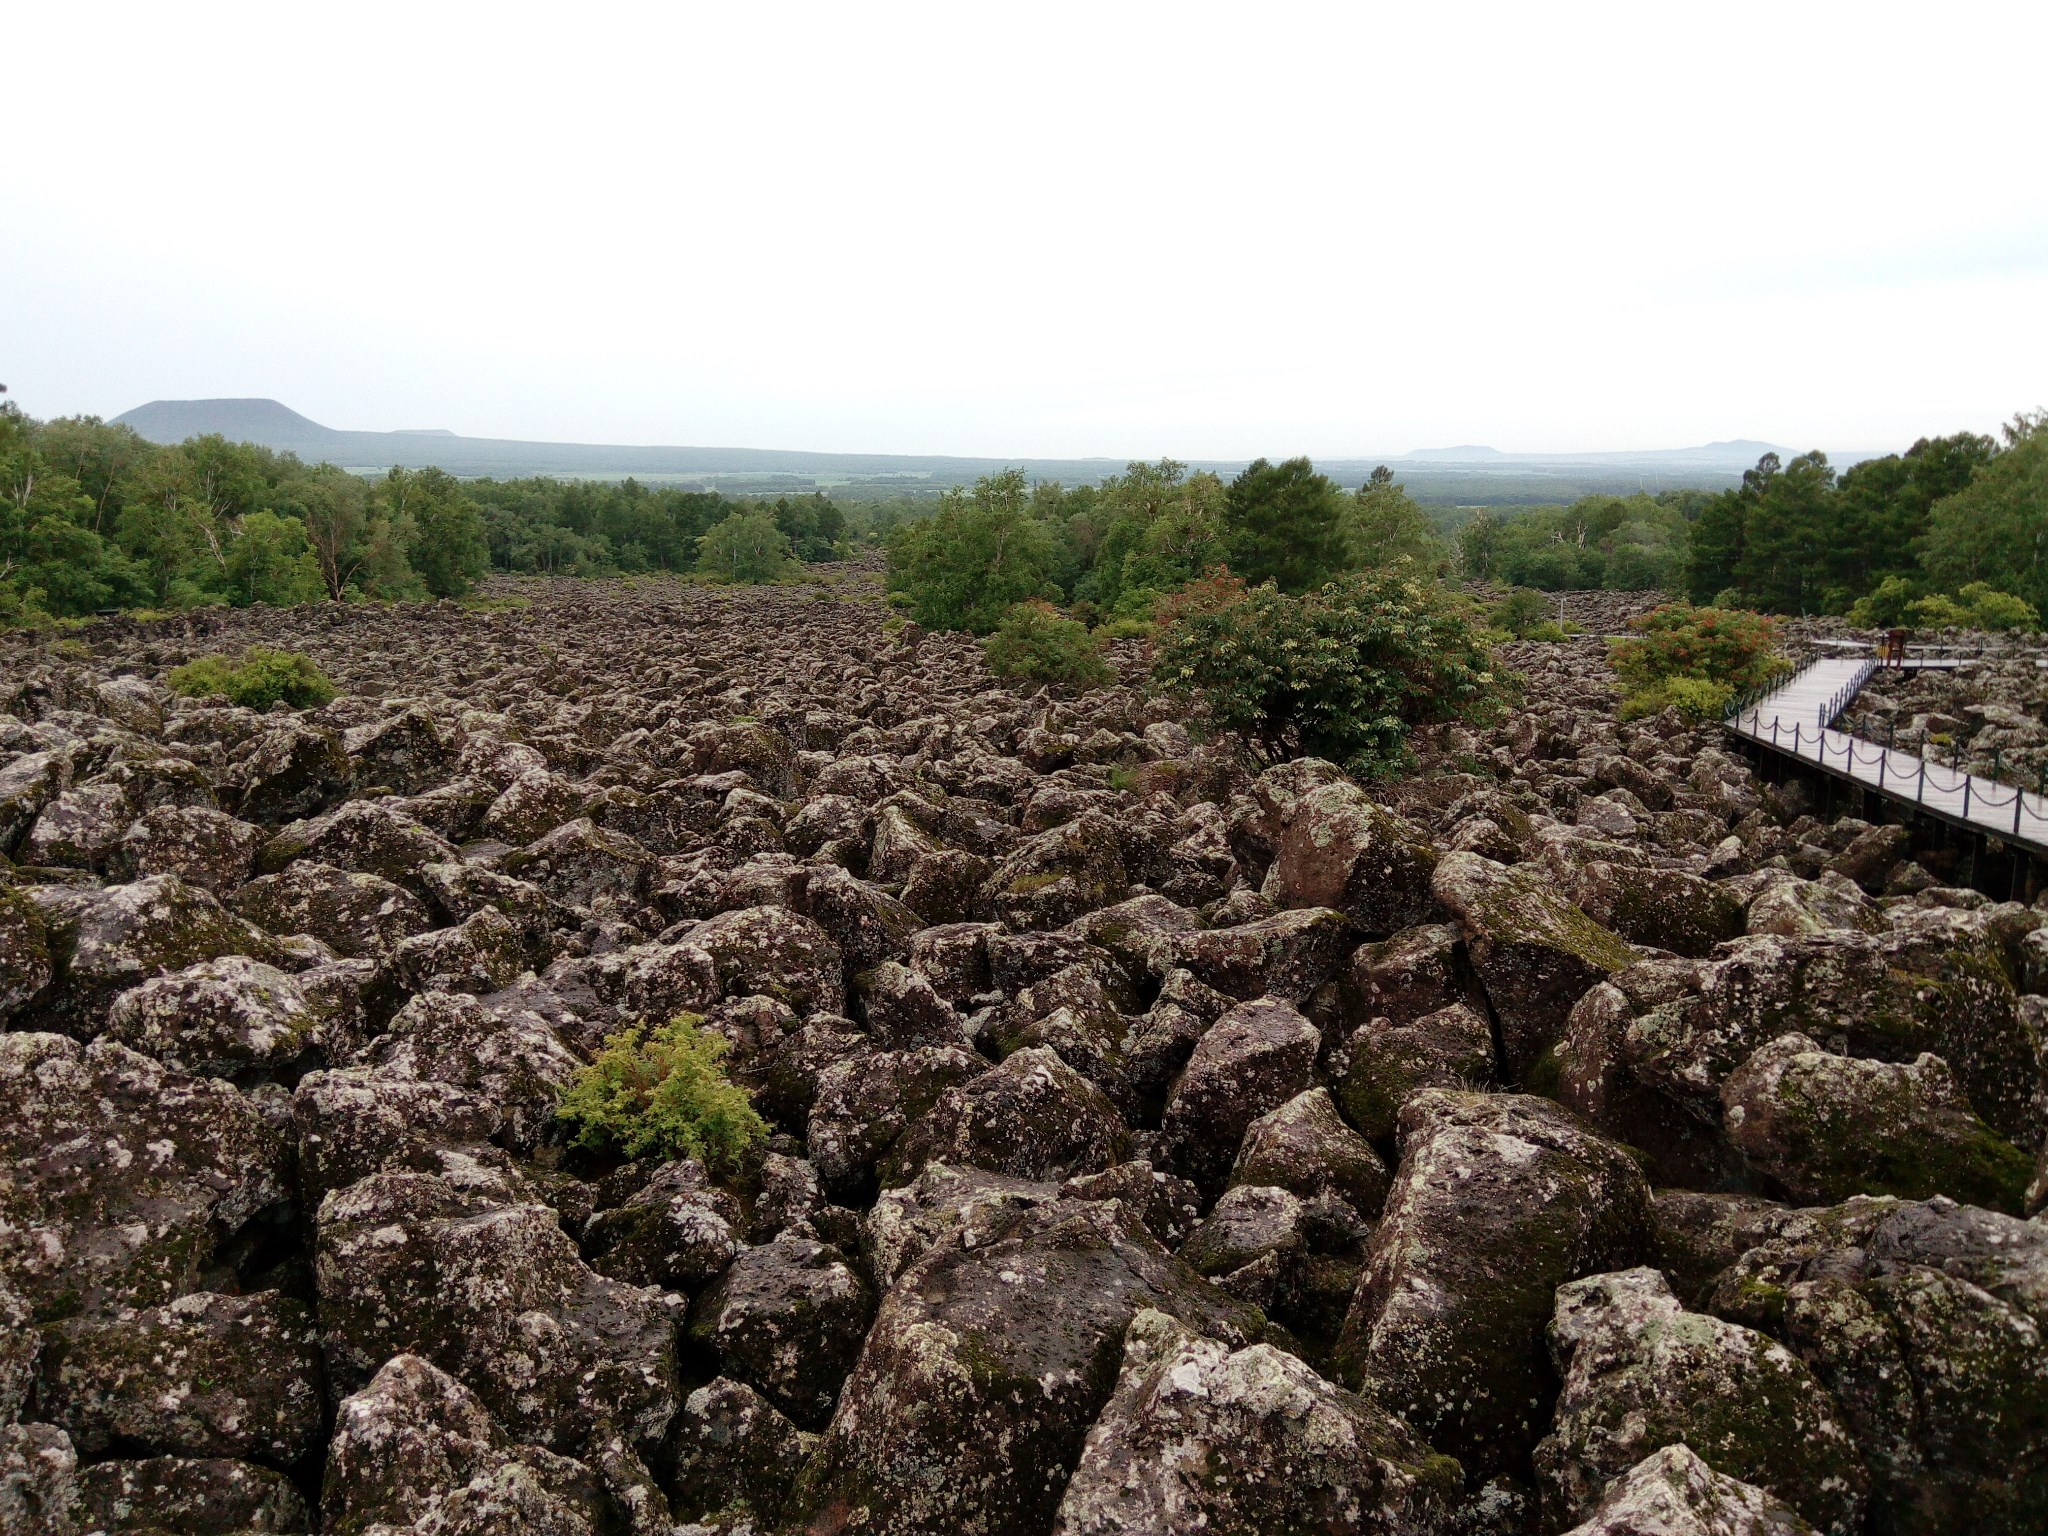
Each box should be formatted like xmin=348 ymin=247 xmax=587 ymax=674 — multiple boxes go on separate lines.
xmin=5 ymin=577 xmax=2047 ymax=1533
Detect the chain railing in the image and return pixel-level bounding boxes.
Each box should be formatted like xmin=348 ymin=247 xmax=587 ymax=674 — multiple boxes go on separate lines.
xmin=1724 ymin=657 xmax=2048 ymax=842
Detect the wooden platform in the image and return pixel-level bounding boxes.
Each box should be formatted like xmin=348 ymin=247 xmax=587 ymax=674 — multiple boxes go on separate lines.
xmin=1725 ymin=658 xmax=2048 ymax=851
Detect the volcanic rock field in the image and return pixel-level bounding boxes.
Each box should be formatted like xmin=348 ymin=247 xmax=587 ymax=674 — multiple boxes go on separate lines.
xmin=2 ymin=567 xmax=2045 ymax=1536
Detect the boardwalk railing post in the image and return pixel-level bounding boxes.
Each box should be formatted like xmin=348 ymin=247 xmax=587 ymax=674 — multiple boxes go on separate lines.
xmin=1964 ymin=775 xmax=1973 ymax=817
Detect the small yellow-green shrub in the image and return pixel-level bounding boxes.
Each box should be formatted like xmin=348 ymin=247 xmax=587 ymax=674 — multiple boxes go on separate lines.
xmin=167 ymin=647 xmax=336 ymax=710
xmin=982 ymin=601 xmax=1113 ymax=690
xmin=1618 ymin=675 xmax=1735 ymax=723
xmin=555 ymin=1015 xmax=767 ymax=1171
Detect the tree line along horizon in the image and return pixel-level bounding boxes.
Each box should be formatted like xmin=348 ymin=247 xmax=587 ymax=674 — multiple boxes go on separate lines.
xmin=3 ymin=396 xmax=2044 ymax=634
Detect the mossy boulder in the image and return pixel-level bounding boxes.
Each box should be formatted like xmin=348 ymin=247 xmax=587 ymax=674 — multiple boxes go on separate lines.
xmin=982 ymin=811 xmax=1131 ymax=932
xmin=1432 ymin=851 xmax=1637 ymax=1080
xmin=886 ymin=1046 xmax=1130 ymax=1187
xmin=1333 ymin=1001 xmax=1495 ymax=1143
xmin=1157 ymin=997 xmax=1322 ymax=1200
xmin=1049 ymin=1308 xmax=1462 ymax=1535
xmin=1573 ymin=860 xmax=1745 ymax=958
xmin=0 ymin=884 xmax=51 ymax=1023
xmin=686 ymin=1235 xmax=875 ymax=1429
xmin=1335 ymin=1089 xmax=1652 ymax=1479
xmin=1534 ymin=1266 xmax=1867 ymax=1534
xmin=1259 ymin=780 xmax=1440 ymax=937
xmin=1722 ymin=1034 xmax=2033 ymax=1212
xmin=232 ymin=859 xmax=432 ymax=959
xmin=1566 ymin=1444 xmax=1819 ymax=1536
xmin=1229 ymin=1085 xmax=1389 ymax=1220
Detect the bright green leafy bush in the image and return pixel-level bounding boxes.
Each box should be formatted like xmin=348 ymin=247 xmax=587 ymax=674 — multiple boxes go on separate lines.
xmin=696 ymin=510 xmax=801 ymax=583
xmin=982 ymin=600 xmax=1113 ymax=689
xmin=555 ymin=1015 xmax=767 ymax=1171
xmin=1153 ymin=568 xmax=1507 ymax=777
xmin=1618 ymin=675 xmax=1736 ymax=723
xmin=167 ymin=647 xmax=336 ymax=710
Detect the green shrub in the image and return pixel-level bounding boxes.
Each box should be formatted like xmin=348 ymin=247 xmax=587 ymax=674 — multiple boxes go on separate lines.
xmin=982 ymin=601 xmax=1114 ymax=689
xmin=1955 ymin=582 xmax=2038 ymax=631
xmin=555 ymin=1015 xmax=767 ymax=1171
xmin=884 ymin=471 xmax=1058 ymax=633
xmin=1619 ymin=675 xmax=1735 ymax=723
xmin=1609 ymin=602 xmax=1786 ymax=695
xmin=1846 ymin=575 xmax=1919 ymax=627
xmin=1908 ymin=593 xmax=1969 ymax=627
xmin=1491 ymin=586 xmax=1555 ymax=637
xmin=1153 ymin=568 xmax=1508 ymax=778
xmin=696 ymin=510 xmax=801 ymax=584
xmin=167 ymin=647 xmax=336 ymax=710
xmin=1096 ymin=617 xmax=1156 ymax=641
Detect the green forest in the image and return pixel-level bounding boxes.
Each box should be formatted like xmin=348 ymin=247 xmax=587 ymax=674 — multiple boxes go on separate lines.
xmin=5 ymin=395 xmax=2044 ymax=630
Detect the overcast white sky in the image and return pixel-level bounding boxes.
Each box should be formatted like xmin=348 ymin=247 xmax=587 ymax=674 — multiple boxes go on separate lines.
xmin=5 ymin=2 xmax=2044 ymax=458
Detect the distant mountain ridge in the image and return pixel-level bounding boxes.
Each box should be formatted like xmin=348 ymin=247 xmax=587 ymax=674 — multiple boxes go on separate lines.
xmin=108 ymin=398 xmax=1811 ymax=498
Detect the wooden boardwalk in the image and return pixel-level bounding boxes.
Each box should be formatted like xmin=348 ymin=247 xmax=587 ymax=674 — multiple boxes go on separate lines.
xmin=1725 ymin=657 xmax=2048 ymax=852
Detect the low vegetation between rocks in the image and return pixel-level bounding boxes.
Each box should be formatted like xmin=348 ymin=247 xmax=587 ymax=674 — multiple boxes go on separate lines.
xmin=2 ymin=567 xmax=2046 ymax=1536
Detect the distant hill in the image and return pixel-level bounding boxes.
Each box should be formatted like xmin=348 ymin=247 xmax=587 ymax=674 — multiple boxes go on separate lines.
xmin=109 ymin=398 xmax=1811 ymax=501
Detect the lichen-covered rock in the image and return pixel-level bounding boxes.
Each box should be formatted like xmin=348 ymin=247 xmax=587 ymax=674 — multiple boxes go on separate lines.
xmin=1335 ymin=1089 xmax=1652 ymax=1478
xmin=1558 ymin=926 xmax=2042 ymax=1189
xmin=806 ymin=1044 xmax=980 ymax=1203
xmin=685 ymin=904 xmax=844 ymax=1016
xmin=1574 ymin=862 xmax=1746 ymax=958
xmin=0 ymin=1033 xmax=289 ymax=1322
xmin=1051 ymin=1307 xmax=1462 ymax=1536
xmin=322 ymin=1352 xmax=609 ymax=1536
xmin=1164 ymin=907 xmax=1359 ymax=1002
xmin=1432 ymin=851 xmax=1637 ymax=1080
xmin=686 ymin=1235 xmax=875 ymax=1427
xmin=0 ymin=748 xmax=73 ymax=856
xmin=1746 ymin=872 xmax=1883 ymax=938
xmin=1722 ymin=1034 xmax=2032 ymax=1212
xmin=982 ymin=810 xmax=1131 ymax=931
xmin=386 ymin=905 xmax=533 ymax=996
xmin=232 ymin=859 xmax=432 ymax=959
xmin=0 ymin=1277 xmax=34 ymax=1423
xmin=1230 ymin=1086 xmax=1389 ymax=1219
xmin=102 ymin=955 xmax=353 ymax=1082
xmin=1317 ymin=920 xmax=1479 ymax=1039
xmin=888 ymin=1046 xmax=1132 ymax=1186
xmin=1649 ymin=1189 xmax=1816 ymax=1305
xmin=1333 ymin=1001 xmax=1496 ymax=1143
xmin=861 ymin=1162 xmax=1060 ymax=1291
xmin=803 ymin=863 xmax=922 ymax=975
xmin=0 ymin=885 xmax=52 ymax=1023
xmin=580 ymin=1158 xmax=743 ymax=1291
xmin=1534 ymin=1267 xmax=1867 ymax=1534
xmin=660 ymin=1375 xmax=811 ymax=1527
xmin=77 ymin=1456 xmax=310 ymax=1535
xmin=105 ymin=804 xmax=267 ymax=893
xmin=26 ymin=874 xmax=287 ymax=1036
xmin=291 ymin=1068 xmax=506 ymax=1200
xmin=343 ymin=707 xmax=454 ymax=795
xmin=481 ymin=766 xmax=586 ymax=846
xmin=1157 ymin=996 xmax=1321 ymax=1199
xmin=1260 ymin=780 xmax=1440 ymax=937
xmin=1705 ymin=1196 xmax=2048 ymax=1536
xmin=498 ymin=816 xmax=654 ymax=912
xmin=23 ymin=781 xmax=139 ymax=870
xmin=854 ymin=959 xmax=960 ymax=1049
xmin=0 ymin=1422 xmax=81 ymax=1536
xmin=38 ymin=1290 xmax=323 ymax=1468
xmin=786 ymin=1196 xmax=1264 ymax=1536
xmin=315 ymin=1172 xmax=681 ymax=1453
xmin=222 ymin=719 xmax=352 ymax=825
xmin=1180 ymin=1184 xmax=1308 ymax=1279
xmin=1562 ymin=1444 xmax=1819 ymax=1536
xmin=360 ymin=990 xmax=582 ymax=1154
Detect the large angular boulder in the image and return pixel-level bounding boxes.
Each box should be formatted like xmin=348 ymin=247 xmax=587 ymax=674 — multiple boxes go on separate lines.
xmin=685 ymin=904 xmax=844 ymax=1016
xmin=1163 ymin=907 xmax=1358 ymax=1002
xmin=1050 ymin=1308 xmax=1462 ymax=1536
xmin=1259 ymin=780 xmax=1440 ymax=936
xmin=660 ymin=1376 xmax=811 ymax=1528
xmin=982 ymin=811 xmax=1130 ymax=931
xmin=1722 ymin=1034 xmax=2032 ymax=1211
xmin=1573 ymin=862 xmax=1746 ymax=958
xmin=1534 ymin=1267 xmax=1867 ymax=1535
xmin=581 ymin=1158 xmax=743 ymax=1292
xmin=1432 ymin=851 xmax=1637 ymax=1080
xmin=233 ymin=860 xmax=432 ymax=959
xmin=315 ymin=1171 xmax=681 ymax=1454
xmin=106 ymin=803 xmax=267 ymax=892
xmin=1157 ymin=997 xmax=1321 ymax=1199
xmin=1563 ymin=1444 xmax=1819 ymax=1536
xmin=806 ymin=1045 xmax=981 ymax=1202
xmin=37 ymin=1290 xmax=324 ymax=1469
xmin=222 ymin=719 xmax=352 ymax=825
xmin=23 ymin=781 xmax=140 ymax=870
xmin=342 ymin=707 xmax=454 ymax=795
xmin=291 ymin=1069 xmax=506 ymax=1200
xmin=358 ymin=991 xmax=583 ymax=1154
xmin=481 ymin=767 xmax=586 ymax=846
xmin=1334 ymin=1001 xmax=1495 ymax=1143
xmin=1335 ymin=1090 xmax=1652 ymax=1478
xmin=102 ymin=954 xmax=354 ymax=1083
xmin=1707 ymin=1196 xmax=2048 ymax=1534
xmin=1230 ymin=1086 xmax=1389 ymax=1219
xmin=498 ymin=816 xmax=654 ymax=912
xmin=686 ymin=1235 xmax=875 ymax=1428
xmin=76 ymin=1456 xmax=310 ymax=1535
xmin=786 ymin=1196 xmax=1264 ymax=1536
xmin=0 ymin=1034 xmax=289 ymax=1322
xmin=0 ymin=1422 xmax=82 ymax=1535
xmin=862 ymin=1162 xmax=1061 ymax=1292
xmin=322 ymin=1353 xmax=609 ymax=1536
xmin=803 ymin=864 xmax=921 ymax=975
xmin=26 ymin=874 xmax=286 ymax=1036
xmin=887 ymin=1046 xmax=1131 ymax=1186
